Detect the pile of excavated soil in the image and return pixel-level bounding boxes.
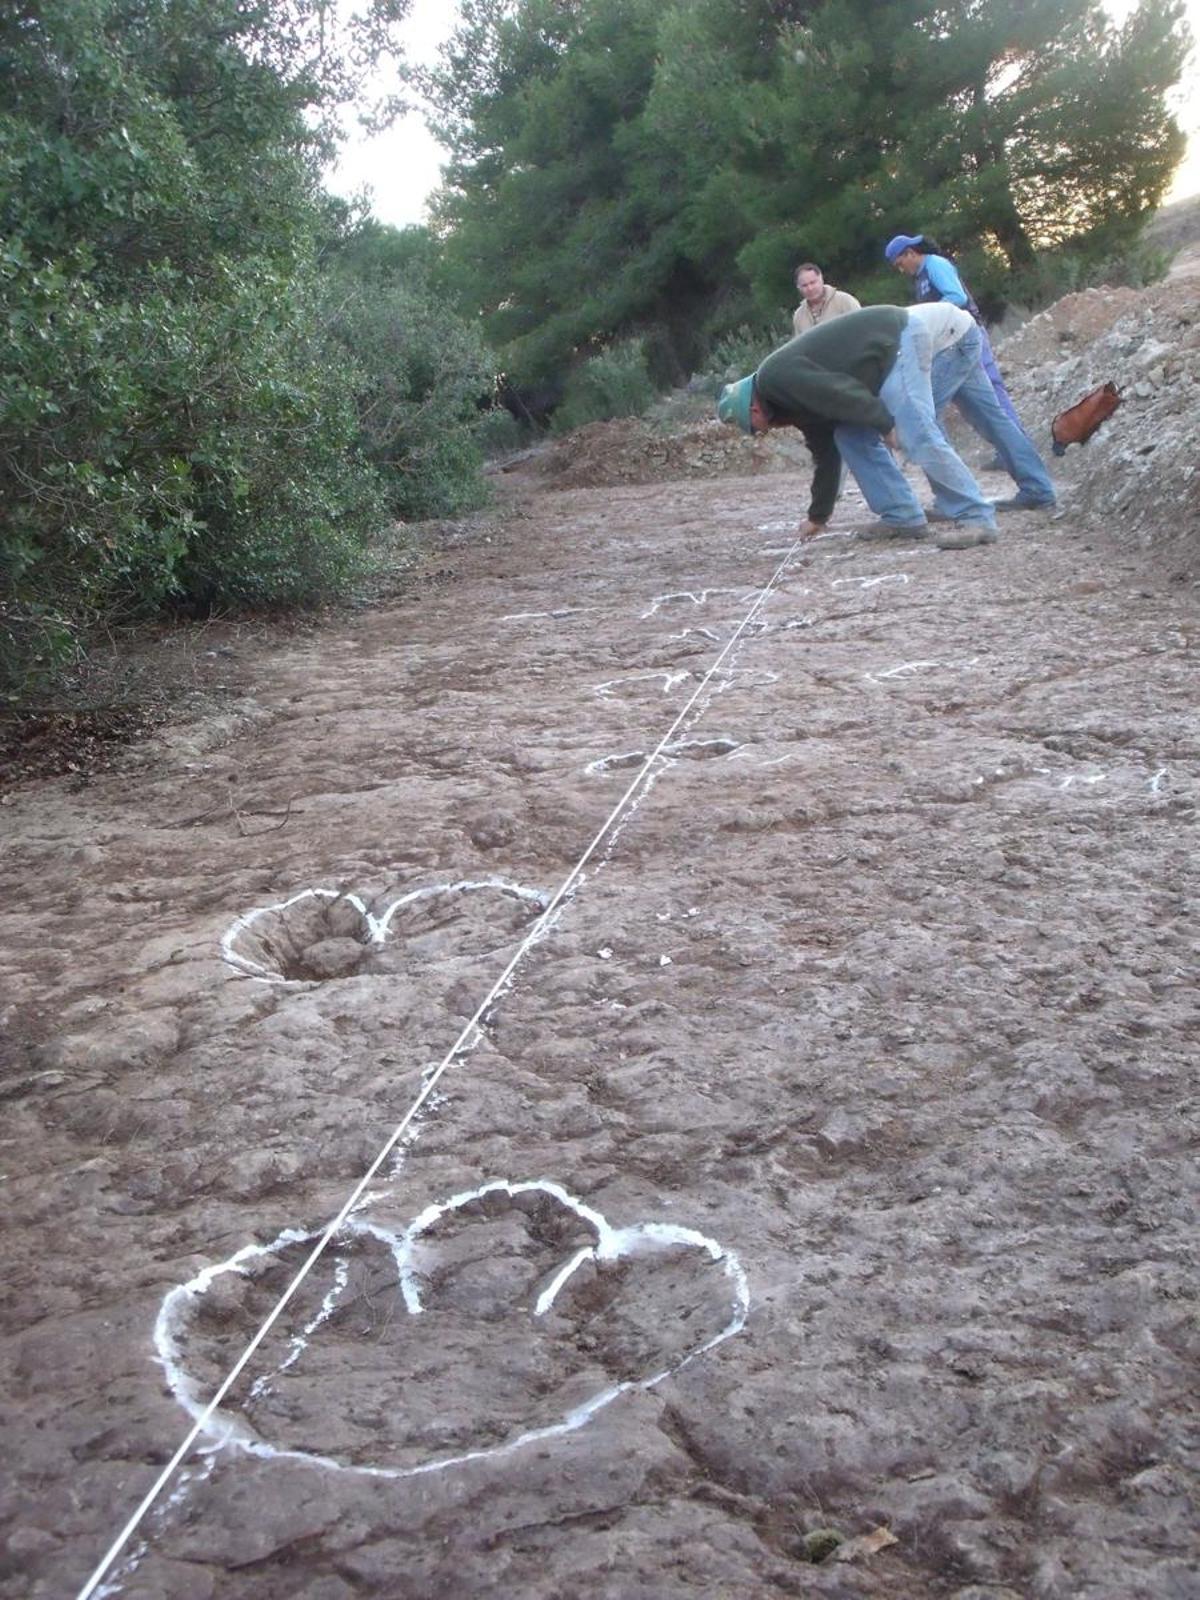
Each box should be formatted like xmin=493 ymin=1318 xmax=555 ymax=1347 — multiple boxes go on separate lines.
xmin=533 ymin=416 xmax=810 ymax=490
xmin=994 ymin=285 xmax=1143 ymax=370
xmin=997 ymin=252 xmax=1200 ymax=568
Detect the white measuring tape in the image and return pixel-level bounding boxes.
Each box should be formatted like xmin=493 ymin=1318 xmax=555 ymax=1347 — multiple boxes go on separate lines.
xmin=76 ymin=535 xmax=806 ymax=1600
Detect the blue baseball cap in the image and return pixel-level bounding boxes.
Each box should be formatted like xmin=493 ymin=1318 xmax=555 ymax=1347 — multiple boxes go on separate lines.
xmin=885 ymin=233 xmax=925 ymax=261
xmin=717 ymin=374 xmax=756 ymax=433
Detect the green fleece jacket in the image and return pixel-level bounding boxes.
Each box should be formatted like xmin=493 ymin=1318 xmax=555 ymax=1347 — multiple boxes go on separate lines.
xmin=754 ymin=306 xmax=908 ymax=523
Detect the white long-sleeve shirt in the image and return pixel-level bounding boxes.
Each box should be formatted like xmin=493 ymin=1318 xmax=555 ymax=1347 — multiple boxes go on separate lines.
xmin=906 ymin=300 xmax=974 ymax=355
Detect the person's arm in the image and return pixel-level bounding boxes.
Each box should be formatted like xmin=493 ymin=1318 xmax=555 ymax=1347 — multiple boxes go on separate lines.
xmin=792 ymin=305 xmax=807 ymax=335
xmin=801 ymin=422 xmax=841 ymax=525
xmin=839 ymin=290 xmax=862 ymax=312
xmin=923 ymin=254 xmax=969 ymax=308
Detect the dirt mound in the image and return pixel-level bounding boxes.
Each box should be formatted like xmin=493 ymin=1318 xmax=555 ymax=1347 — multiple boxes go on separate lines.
xmin=996 ymin=285 xmax=1143 ymax=370
xmin=535 ymin=416 xmax=807 ymax=489
xmin=998 ymin=260 xmax=1200 ymax=568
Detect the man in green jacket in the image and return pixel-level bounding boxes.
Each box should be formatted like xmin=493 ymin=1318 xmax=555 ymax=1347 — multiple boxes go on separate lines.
xmin=717 ymin=306 xmax=998 ymax=550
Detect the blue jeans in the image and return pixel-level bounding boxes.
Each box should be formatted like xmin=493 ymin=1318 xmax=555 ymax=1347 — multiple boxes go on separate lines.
xmin=977 ymin=324 xmax=1025 ymax=431
xmin=836 ymin=320 xmax=995 ymax=527
xmin=931 ymin=326 xmax=1056 ymax=506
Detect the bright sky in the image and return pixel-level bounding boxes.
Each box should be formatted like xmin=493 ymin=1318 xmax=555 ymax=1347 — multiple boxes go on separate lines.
xmin=323 ymin=0 xmax=1200 ymax=228
xmin=324 ymin=0 xmax=455 ymax=228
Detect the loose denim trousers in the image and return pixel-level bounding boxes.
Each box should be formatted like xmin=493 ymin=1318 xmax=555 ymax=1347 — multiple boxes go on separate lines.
xmin=835 ymin=319 xmax=995 ymax=527
xmin=977 ymin=323 xmax=1025 ymax=430
xmin=931 ymin=326 xmax=1056 ymax=506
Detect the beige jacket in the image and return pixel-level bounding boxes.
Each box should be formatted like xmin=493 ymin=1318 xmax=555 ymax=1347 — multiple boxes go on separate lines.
xmin=792 ymin=286 xmax=861 ymax=335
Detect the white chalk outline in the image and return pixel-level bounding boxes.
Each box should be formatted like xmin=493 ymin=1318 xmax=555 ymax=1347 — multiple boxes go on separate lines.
xmin=221 ymin=879 xmax=549 ymax=983
xmin=831 ymin=572 xmax=911 ymax=590
xmin=156 ymin=1179 xmax=748 ymax=1480
xmin=586 ymin=736 xmax=741 ymax=776
xmin=500 ymin=607 xmax=593 ymax=623
xmin=640 ymin=587 xmax=754 ymax=619
xmin=76 ymin=534 xmax=804 ymax=1600
xmin=867 ymin=656 xmax=980 ymax=682
xmin=667 ymin=625 xmax=721 ymax=643
xmin=593 ymin=670 xmax=693 ymax=699
xmin=711 ymin=666 xmax=780 ymax=697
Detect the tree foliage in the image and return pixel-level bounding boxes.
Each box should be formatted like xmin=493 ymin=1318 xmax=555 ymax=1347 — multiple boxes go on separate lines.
xmin=423 ymin=0 xmax=1190 ymax=387
xmin=325 ymin=223 xmax=496 ymax=521
xmin=0 ymin=0 xmax=492 ymax=697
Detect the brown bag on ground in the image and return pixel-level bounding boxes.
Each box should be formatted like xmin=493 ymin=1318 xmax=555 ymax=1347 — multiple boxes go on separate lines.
xmin=1051 ymin=382 xmax=1120 ymax=455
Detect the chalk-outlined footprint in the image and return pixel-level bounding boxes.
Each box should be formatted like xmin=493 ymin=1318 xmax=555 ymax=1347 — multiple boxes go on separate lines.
xmin=221 ymin=880 xmax=549 ymax=983
xmin=157 ymin=1180 xmax=749 ymax=1478
xmin=586 ymin=738 xmax=742 ymax=777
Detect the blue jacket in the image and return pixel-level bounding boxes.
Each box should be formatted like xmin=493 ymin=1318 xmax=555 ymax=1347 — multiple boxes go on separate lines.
xmin=914 ymin=253 xmax=984 ymax=327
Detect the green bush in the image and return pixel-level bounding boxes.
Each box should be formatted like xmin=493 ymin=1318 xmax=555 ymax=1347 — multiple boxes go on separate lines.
xmin=0 ymin=0 xmax=436 ymax=698
xmin=0 ymin=248 xmax=385 ymax=666
xmin=325 ymin=273 xmax=494 ymax=521
xmin=1006 ymin=235 xmax=1172 ymax=310
xmin=552 ymin=339 xmax=656 ymax=433
xmin=473 ymin=407 xmax=529 ymax=460
xmin=696 ymin=319 xmax=792 ymax=394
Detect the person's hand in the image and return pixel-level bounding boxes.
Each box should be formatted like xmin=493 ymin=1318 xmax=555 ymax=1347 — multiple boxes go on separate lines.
xmin=800 ymin=518 xmax=826 ymax=538
xmin=883 ymin=429 xmax=898 ymax=451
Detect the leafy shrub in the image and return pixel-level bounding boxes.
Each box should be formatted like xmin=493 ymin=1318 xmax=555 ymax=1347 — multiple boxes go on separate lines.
xmin=695 ymin=319 xmax=793 ymax=395
xmin=644 ymin=385 xmax=719 ymax=431
xmin=552 ymin=339 xmax=656 ymax=433
xmin=0 ymin=0 xmax=424 ymax=698
xmin=473 ymin=407 xmax=528 ymax=460
xmin=1006 ymin=235 xmax=1172 ymax=311
xmin=325 ymin=273 xmax=494 ymax=521
xmin=0 ymin=247 xmax=385 ymax=672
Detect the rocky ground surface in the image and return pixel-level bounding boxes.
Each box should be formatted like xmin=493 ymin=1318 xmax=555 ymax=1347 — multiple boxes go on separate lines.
xmin=2 ymin=260 xmax=1199 ymax=1600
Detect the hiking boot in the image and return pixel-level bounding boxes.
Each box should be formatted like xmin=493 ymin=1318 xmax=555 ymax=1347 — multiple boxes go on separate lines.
xmin=854 ymin=519 xmax=929 ymax=541
xmin=935 ymin=522 xmax=998 ymax=550
xmin=923 ymin=507 xmax=953 ymax=523
xmin=992 ymin=495 xmax=1057 ymax=512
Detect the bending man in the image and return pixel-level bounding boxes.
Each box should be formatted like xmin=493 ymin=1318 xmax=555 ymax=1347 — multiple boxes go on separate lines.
xmin=716 ymin=305 xmax=997 ymax=550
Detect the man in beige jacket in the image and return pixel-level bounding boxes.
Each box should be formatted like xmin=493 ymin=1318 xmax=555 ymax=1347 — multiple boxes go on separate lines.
xmin=792 ymin=262 xmax=860 ymax=334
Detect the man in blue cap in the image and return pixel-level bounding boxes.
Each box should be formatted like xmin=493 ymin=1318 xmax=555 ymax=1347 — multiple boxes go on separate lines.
xmin=884 ymin=233 xmax=1026 ymax=444
xmin=717 ymin=306 xmax=998 ymax=549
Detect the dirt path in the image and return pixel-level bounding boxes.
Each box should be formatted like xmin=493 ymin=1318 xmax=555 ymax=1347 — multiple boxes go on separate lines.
xmin=2 ymin=465 xmax=1197 ymax=1600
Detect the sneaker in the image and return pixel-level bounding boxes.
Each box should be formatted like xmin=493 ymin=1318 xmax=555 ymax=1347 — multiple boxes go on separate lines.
xmin=854 ymin=519 xmax=929 ymax=541
xmin=992 ymin=495 xmax=1057 ymax=512
xmin=935 ymin=522 xmax=998 ymax=550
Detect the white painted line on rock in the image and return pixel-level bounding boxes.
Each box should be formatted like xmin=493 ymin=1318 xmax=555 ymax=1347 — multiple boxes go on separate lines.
xmin=871 ymin=659 xmax=945 ymax=679
xmin=500 ymin=607 xmax=593 ymax=622
xmin=711 ymin=667 xmax=780 ymax=696
xmin=641 ymin=587 xmax=753 ymax=619
xmin=153 ymin=1179 xmax=747 ymax=1482
xmin=831 ymin=572 xmax=911 ymax=590
xmin=593 ymin=670 xmax=692 ymax=699
xmin=586 ymin=749 xmax=658 ymax=777
xmin=667 ymin=625 xmax=721 ymax=644
xmin=77 ymin=531 xmax=804 ymax=1600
